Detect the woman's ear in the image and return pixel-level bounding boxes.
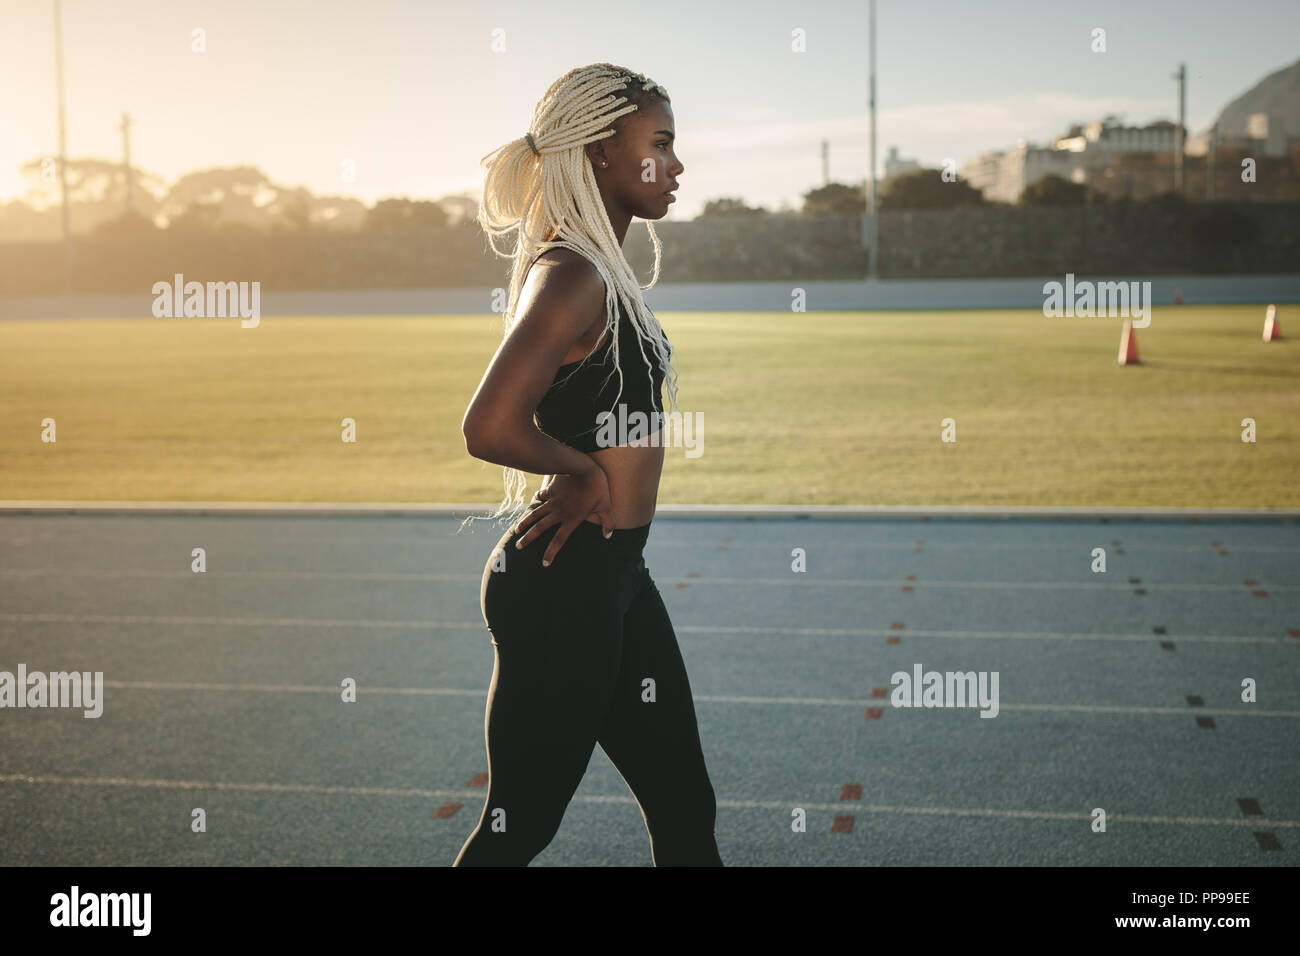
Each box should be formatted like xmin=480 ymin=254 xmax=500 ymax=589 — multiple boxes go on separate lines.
xmin=585 ymin=140 xmax=610 ymax=169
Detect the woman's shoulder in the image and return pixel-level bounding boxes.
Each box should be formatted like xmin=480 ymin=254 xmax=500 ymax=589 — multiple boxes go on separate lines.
xmin=530 ymin=246 xmax=602 ymax=284
xmin=527 ymin=247 xmax=608 ymax=314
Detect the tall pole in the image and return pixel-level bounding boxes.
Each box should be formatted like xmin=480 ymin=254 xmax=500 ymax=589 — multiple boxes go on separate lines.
xmin=53 ymin=0 xmax=73 ymax=286
xmin=1172 ymin=62 xmax=1185 ymax=195
xmin=1207 ymin=122 xmax=1217 ymax=201
xmin=118 ymin=111 xmax=134 ymax=213
xmin=821 ymin=139 xmax=828 ymax=186
xmin=867 ymin=0 xmax=878 ymax=279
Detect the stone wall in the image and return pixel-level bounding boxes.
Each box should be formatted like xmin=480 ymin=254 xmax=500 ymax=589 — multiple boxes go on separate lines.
xmin=2 ymin=201 xmax=1295 ymax=295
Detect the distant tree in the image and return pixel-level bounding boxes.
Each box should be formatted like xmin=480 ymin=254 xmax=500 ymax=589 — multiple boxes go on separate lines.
xmin=17 ymin=156 xmax=168 ymax=234
xmin=272 ymin=189 xmax=313 ymax=232
xmin=879 ymin=169 xmax=985 ymax=210
xmin=167 ymin=199 xmax=222 ymax=233
xmin=1018 ymin=174 xmax=1098 ymax=206
xmin=18 ymin=156 xmax=168 ymax=209
xmin=1141 ymin=190 xmax=1188 ymax=208
xmin=801 ymin=183 xmax=864 ymax=216
xmin=362 ymin=198 xmax=449 ymax=229
xmin=92 ymin=209 xmax=160 ymax=236
xmin=438 ymin=194 xmax=480 ymax=226
xmin=160 ymin=165 xmax=275 ymax=229
xmin=698 ymin=197 xmax=768 ymax=218
xmin=1191 ymin=206 xmax=1257 ymax=246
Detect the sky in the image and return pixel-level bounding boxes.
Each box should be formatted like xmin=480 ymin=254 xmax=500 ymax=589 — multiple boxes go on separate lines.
xmin=1 ymin=0 xmax=1297 ymax=219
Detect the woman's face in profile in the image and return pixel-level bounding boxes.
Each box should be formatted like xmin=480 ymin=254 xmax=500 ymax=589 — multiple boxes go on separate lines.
xmin=595 ymin=99 xmax=683 ymax=221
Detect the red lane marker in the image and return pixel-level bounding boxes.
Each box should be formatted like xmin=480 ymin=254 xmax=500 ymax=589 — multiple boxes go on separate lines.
xmin=1243 ymin=579 xmax=1257 ymax=586
xmin=1210 ymin=540 xmax=1220 ymax=547
xmin=831 ymin=815 xmax=855 ymax=833
xmin=840 ymin=784 xmax=863 ymax=800
xmin=871 ymin=687 xmax=888 ymax=698
xmin=1287 ymin=628 xmax=1300 ymax=638
xmin=676 ymin=583 xmax=689 ymax=589
xmin=901 ymin=585 xmax=913 ymax=592
xmin=1217 ymin=549 xmax=1229 ymax=556
xmin=886 ymin=636 xmax=900 ymax=645
xmin=1252 ymin=590 xmax=1268 ymax=598
xmin=904 ymin=575 xmax=916 ymax=581
xmin=433 ymin=802 xmax=463 ymax=819
xmin=466 ymin=772 xmax=488 ymax=788
xmin=865 ymin=707 xmax=883 ymax=719
xmin=1254 ymin=832 xmax=1282 ymax=851
xmin=1236 ymin=797 xmax=1263 ymax=816
xmin=722 ymin=537 xmax=734 ymax=544
xmin=890 ymin=621 xmax=905 ymax=630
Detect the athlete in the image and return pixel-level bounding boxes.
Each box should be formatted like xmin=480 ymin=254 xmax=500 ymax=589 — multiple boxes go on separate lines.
xmin=454 ymin=63 xmax=723 ymax=866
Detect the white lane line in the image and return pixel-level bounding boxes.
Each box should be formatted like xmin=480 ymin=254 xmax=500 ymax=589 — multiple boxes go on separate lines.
xmin=683 ymin=625 xmax=1288 ymax=644
xmin=0 ymin=568 xmax=479 ymax=582
xmin=2 ymin=612 xmax=460 ymax=629
xmin=40 ymin=680 xmax=1300 ymax=717
xmin=652 ymin=577 xmax=1300 ymax=592
xmin=97 ymin=680 xmax=480 ymax=696
xmin=0 ymin=772 xmax=1295 ymax=828
xmin=1 ymin=568 xmax=1294 ymax=592
xmin=2 ymin=613 xmax=1290 ymax=645
xmin=6 ymin=537 xmax=1299 ymax=554
xmin=4 ymin=501 xmax=1298 ymax=519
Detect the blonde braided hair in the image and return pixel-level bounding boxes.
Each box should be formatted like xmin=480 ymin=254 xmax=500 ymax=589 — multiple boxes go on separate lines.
xmin=462 ymin=63 xmax=680 ymax=532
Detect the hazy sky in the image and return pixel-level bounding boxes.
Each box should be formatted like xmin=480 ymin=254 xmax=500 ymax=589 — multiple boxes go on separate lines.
xmin=1 ymin=0 xmax=1297 ymax=219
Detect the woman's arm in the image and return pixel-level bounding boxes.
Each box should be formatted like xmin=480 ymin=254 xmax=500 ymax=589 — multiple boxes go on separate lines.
xmin=461 ymin=255 xmax=605 ymax=478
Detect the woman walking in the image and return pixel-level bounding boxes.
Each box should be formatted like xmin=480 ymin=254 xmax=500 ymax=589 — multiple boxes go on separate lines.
xmin=455 ymin=64 xmax=723 ymax=866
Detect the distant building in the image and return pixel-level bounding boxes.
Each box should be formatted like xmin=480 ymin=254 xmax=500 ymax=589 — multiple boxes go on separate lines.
xmin=1055 ymin=118 xmax=1178 ymax=154
xmin=962 ymin=117 xmax=1186 ymax=202
xmin=960 ymin=139 xmax=1084 ymax=203
xmin=1246 ymin=113 xmax=1287 ymax=156
xmin=883 ymin=146 xmax=921 ymax=182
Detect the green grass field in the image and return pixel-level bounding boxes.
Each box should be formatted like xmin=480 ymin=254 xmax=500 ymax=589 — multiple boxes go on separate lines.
xmin=1 ymin=305 xmax=1296 ymax=507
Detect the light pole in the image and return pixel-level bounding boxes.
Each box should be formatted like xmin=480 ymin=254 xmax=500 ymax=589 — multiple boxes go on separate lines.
xmin=53 ymin=0 xmax=74 ymax=287
xmin=867 ymin=0 xmax=878 ymax=279
xmin=1171 ymin=62 xmax=1186 ymax=195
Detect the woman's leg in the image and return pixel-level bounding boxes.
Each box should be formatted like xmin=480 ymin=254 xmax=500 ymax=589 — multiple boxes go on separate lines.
xmin=454 ymin=523 xmax=625 ymax=866
xmin=596 ymin=567 xmax=724 ymax=866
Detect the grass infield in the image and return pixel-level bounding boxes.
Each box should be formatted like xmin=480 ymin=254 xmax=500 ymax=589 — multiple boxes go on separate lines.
xmin=1 ymin=304 xmax=1296 ymax=507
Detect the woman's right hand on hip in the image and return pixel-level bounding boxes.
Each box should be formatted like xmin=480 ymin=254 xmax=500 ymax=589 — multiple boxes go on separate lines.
xmin=512 ymin=459 xmax=615 ymax=566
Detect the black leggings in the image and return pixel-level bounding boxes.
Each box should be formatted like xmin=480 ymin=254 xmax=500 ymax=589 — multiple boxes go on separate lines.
xmin=454 ymin=503 xmax=723 ymax=866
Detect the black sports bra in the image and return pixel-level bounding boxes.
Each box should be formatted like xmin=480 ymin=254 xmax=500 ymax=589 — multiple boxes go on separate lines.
xmin=534 ymin=295 xmax=671 ymax=453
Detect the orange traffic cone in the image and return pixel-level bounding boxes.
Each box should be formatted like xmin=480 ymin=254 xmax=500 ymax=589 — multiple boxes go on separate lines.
xmin=1117 ymin=317 xmax=1141 ymax=365
xmin=1263 ymin=304 xmax=1281 ymax=342
xmin=1174 ymin=289 xmax=1183 ymax=305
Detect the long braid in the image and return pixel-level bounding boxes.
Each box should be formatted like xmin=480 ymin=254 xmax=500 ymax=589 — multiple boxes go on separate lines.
xmin=461 ymin=63 xmax=680 ymax=532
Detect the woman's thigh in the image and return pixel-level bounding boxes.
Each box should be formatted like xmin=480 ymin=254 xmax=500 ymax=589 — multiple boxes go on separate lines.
xmin=596 ymin=570 xmax=717 ymax=813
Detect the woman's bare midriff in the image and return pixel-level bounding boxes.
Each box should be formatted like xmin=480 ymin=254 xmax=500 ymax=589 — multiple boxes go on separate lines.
xmin=527 ymin=248 xmax=666 ymax=530
xmin=536 ymin=440 xmax=664 ymax=530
